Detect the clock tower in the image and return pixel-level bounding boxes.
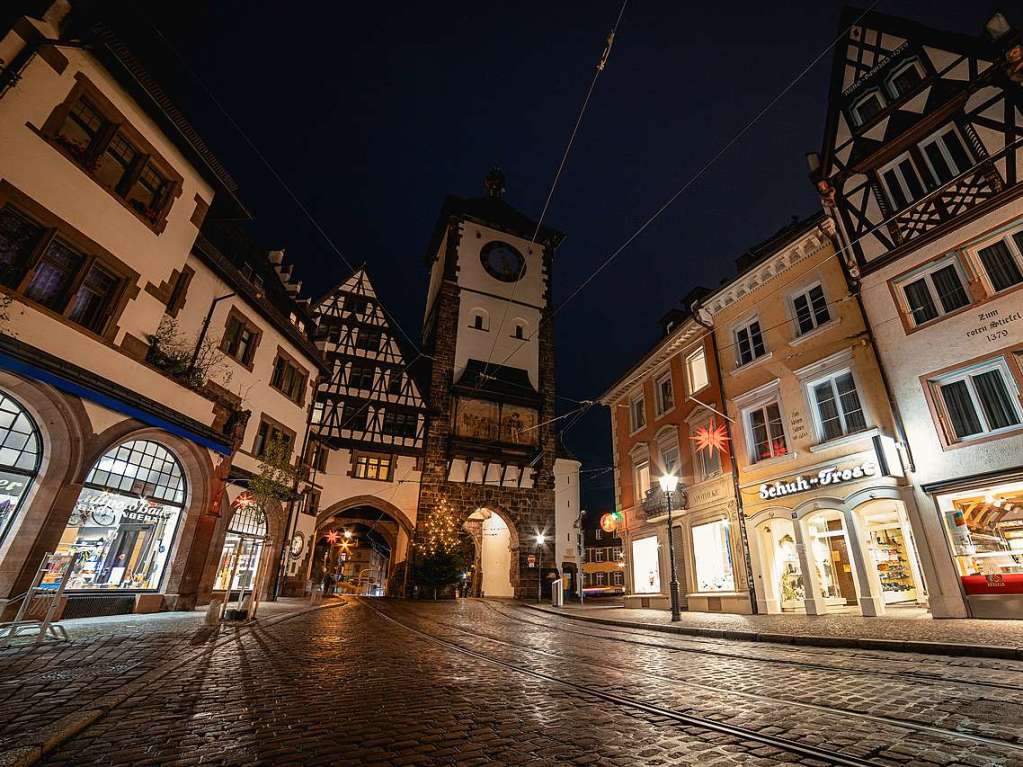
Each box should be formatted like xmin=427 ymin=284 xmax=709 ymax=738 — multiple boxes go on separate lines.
xmin=416 ymin=170 xmax=566 ymax=599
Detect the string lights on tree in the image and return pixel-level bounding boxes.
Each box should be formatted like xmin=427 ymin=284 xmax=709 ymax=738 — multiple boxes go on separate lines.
xmin=417 ymin=497 xmax=461 ymax=556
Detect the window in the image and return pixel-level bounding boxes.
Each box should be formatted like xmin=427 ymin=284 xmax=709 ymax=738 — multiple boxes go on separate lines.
xmin=613 ymin=571 xmax=624 ymax=586
xmin=634 ymin=459 xmax=651 ymax=501
xmin=809 ymin=371 xmax=867 ymax=441
xmin=305 ymin=440 xmax=329 ymax=472
xmin=311 ymin=401 xmax=324 ymax=425
xmin=655 ymin=372 xmax=674 ymax=415
xmin=919 ymin=125 xmax=972 ymax=187
xmin=0 ymin=205 xmax=126 ymax=335
xmin=222 ymin=311 xmax=260 ymax=366
xmin=734 ymin=318 xmax=767 ymax=366
xmin=686 ymin=347 xmax=709 ymax=393
xmin=595 ymin=548 xmax=606 ymax=562
xmin=629 ymin=394 xmax=646 ymax=432
xmin=747 ymin=401 xmax=787 ymax=462
xmin=382 ymin=410 xmax=418 ymax=438
xmin=0 ymin=390 xmax=42 ymax=547
xmin=880 ymin=152 xmax=927 ymax=210
xmin=387 ymin=370 xmax=404 ymax=395
xmin=44 ymin=81 xmax=180 ymax=229
xmin=349 ymin=297 xmax=368 ymax=316
xmin=975 ymin=227 xmax=1023 ymax=293
xmin=932 ymin=359 xmax=1022 ymax=443
xmin=692 ymin=519 xmax=735 ymax=592
xmin=691 ymin=417 xmax=722 ymax=480
xmin=304 ymin=488 xmax=321 ymax=516
xmin=632 ymin=536 xmax=661 ymax=594
xmin=792 ymin=283 xmax=830 ymax=335
xmin=472 ymin=313 xmax=486 ymax=330
xmin=270 ymin=354 xmax=308 ymax=404
xmin=885 ymin=58 xmax=925 ymax=99
xmin=595 ymin=572 xmax=606 ymax=586
xmin=254 ymin=418 xmax=293 ymax=458
xmin=348 ymin=361 xmax=376 ymax=390
xmin=355 ymin=326 xmax=382 ymax=351
xmin=851 ymin=89 xmax=885 ymax=126
xmin=660 ymin=444 xmax=681 ymax=477
xmin=897 ymin=256 xmax=970 ymax=326
xmin=513 ymin=322 xmax=525 ymax=339
xmin=353 ymin=453 xmax=392 ymax=481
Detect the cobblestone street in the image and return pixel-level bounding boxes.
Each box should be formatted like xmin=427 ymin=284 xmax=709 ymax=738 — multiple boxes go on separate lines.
xmin=1 ymin=598 xmax=1020 ymax=766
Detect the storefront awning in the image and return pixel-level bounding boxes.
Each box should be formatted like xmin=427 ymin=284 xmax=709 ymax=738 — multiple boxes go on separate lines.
xmin=0 ymin=338 xmax=232 ymax=456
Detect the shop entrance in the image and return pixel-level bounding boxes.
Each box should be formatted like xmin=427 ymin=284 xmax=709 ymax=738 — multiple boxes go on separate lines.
xmin=214 ymin=498 xmax=268 ymax=601
xmin=805 ymin=512 xmax=858 ymax=608
xmin=755 ymin=518 xmax=805 ymax=612
xmin=858 ymin=501 xmax=925 ymax=608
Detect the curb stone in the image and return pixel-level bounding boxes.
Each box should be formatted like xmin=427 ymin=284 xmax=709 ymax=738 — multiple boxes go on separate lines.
xmin=0 ymin=599 xmax=346 ymax=767
xmin=522 ymin=603 xmax=1023 ymax=660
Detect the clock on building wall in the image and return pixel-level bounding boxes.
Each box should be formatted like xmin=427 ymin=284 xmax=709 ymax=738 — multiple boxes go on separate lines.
xmin=480 ymin=241 xmax=525 ymax=282
xmin=289 ymin=532 xmax=305 ymax=559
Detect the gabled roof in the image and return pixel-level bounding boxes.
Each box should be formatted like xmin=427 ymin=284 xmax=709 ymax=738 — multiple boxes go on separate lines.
xmin=424 ymin=194 xmax=566 ymax=266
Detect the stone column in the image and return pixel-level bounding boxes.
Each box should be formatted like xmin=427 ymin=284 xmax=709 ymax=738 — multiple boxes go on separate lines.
xmin=793 ymin=516 xmax=826 ymax=615
xmin=843 ymin=508 xmax=885 ymax=617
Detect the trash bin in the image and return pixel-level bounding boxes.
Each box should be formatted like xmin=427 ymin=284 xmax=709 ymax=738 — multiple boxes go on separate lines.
xmin=551 ymin=580 xmax=563 ymax=607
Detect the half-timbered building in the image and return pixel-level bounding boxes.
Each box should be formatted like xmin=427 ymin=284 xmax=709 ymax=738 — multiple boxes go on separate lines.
xmin=812 ymin=8 xmax=1023 ymax=618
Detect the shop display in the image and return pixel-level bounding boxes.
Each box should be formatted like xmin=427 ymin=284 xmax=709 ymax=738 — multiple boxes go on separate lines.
xmin=0 ymin=391 xmax=42 ymax=546
xmin=942 ymin=487 xmax=1023 ymax=595
xmin=869 ymin=527 xmax=917 ymax=604
xmin=776 ymin=534 xmax=805 ymax=608
xmin=692 ymin=519 xmax=735 ymax=592
xmin=215 ymin=500 xmax=269 ymax=593
xmin=632 ymin=536 xmax=661 ymax=594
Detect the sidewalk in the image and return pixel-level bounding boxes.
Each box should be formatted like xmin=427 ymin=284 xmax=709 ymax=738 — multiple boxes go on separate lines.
xmin=0 ymin=596 xmax=340 ymax=765
xmin=525 ymin=602 xmax=1023 ymax=659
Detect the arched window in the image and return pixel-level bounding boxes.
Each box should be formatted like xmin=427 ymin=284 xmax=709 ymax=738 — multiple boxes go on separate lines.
xmin=511 ymin=319 xmax=528 ymax=340
xmin=0 ymin=390 xmax=42 ymax=545
xmin=470 ymin=308 xmax=489 ymax=331
xmin=60 ymin=439 xmax=187 ymax=591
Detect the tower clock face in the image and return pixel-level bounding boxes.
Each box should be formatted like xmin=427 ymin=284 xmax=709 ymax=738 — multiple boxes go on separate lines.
xmin=480 ymin=241 xmax=525 ymax=282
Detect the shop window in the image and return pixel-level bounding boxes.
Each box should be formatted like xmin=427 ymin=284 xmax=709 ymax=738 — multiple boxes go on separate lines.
xmin=734 ymin=318 xmax=767 ymax=367
xmin=895 ymin=255 xmax=971 ymax=326
xmin=692 ymin=519 xmax=735 ymax=592
xmin=974 ymin=226 xmax=1023 ymax=293
xmin=745 ymin=401 xmax=788 ymax=462
xmin=221 ymin=310 xmax=260 ymax=366
xmin=0 ymin=391 xmax=42 ymax=546
xmin=809 ymin=371 xmax=867 ymax=441
xmin=631 ymin=536 xmax=661 ymax=594
xmin=58 ymin=440 xmax=185 ymax=591
xmin=214 ymin=500 xmax=267 ymax=593
xmin=270 ymin=353 xmax=308 ymax=404
xmin=885 ymin=58 xmax=925 ymax=100
xmin=919 ymin=124 xmax=972 ymax=187
xmin=353 ymin=452 xmax=392 ymax=481
xmin=850 ymin=88 xmax=885 ymax=126
xmin=880 ymin=151 xmax=927 ymax=211
xmin=792 ymin=283 xmax=830 ymax=335
xmin=686 ymin=346 xmax=709 ymax=393
xmin=0 ymin=204 xmax=127 ymax=335
xmin=941 ymin=485 xmax=1023 ymax=597
xmin=931 ymin=358 xmax=1022 ymax=443
xmin=655 ymin=372 xmax=674 ymax=415
xmin=629 ymin=393 xmax=646 ymax=432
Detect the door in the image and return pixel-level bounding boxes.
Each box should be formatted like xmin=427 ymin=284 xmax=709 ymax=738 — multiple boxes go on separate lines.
xmin=827 ymin=520 xmax=858 ymax=606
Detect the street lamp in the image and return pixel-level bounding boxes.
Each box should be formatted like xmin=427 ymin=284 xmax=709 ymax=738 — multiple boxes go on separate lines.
xmin=535 ymin=533 xmax=546 ymax=604
xmin=658 ymin=473 xmax=682 ymax=622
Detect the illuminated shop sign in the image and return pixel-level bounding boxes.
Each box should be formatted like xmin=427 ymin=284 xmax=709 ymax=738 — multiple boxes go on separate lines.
xmin=759 ymin=461 xmax=877 ymax=500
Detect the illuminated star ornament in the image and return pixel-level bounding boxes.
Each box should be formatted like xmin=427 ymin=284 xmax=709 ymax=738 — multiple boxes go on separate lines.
xmin=691 ymin=419 xmax=730 ymax=455
xmin=325 ymin=530 xmax=341 ymax=545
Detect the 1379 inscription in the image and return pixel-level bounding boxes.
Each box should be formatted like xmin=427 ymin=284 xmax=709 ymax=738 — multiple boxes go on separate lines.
xmin=966 ymin=308 xmax=1021 ymax=343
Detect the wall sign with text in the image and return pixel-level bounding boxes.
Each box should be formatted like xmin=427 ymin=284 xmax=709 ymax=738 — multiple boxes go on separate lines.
xmin=759 ymin=460 xmax=877 ymax=500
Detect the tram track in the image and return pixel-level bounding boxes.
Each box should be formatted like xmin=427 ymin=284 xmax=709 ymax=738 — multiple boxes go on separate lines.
xmin=361 ymin=598 xmax=890 ymax=767
xmin=479 ymin=600 xmax=1023 ymax=693
xmin=372 ymin=599 xmax=1023 ymax=756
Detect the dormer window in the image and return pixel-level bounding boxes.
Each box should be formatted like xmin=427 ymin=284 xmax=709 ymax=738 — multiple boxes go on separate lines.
xmin=885 ymin=58 xmax=925 ymax=100
xmin=851 ymin=88 xmax=886 ymax=126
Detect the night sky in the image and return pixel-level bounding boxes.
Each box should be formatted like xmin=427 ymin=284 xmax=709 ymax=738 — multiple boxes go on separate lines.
xmin=137 ymin=1 xmax=986 ymax=519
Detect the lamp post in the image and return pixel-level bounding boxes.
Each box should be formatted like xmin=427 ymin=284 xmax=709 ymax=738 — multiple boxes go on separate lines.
xmin=535 ymin=533 xmax=546 ymax=604
xmin=659 ymin=474 xmax=682 ymax=622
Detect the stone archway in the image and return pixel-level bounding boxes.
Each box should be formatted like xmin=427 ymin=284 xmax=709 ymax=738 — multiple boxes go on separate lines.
xmin=465 ymin=505 xmax=520 ymax=599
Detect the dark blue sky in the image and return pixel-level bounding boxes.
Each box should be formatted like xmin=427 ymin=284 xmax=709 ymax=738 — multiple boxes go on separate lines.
xmin=146 ymin=0 xmax=987 ymax=515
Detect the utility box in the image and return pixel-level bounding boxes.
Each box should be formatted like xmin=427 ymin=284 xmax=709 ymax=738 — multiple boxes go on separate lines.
xmin=551 ymin=580 xmax=563 ymax=607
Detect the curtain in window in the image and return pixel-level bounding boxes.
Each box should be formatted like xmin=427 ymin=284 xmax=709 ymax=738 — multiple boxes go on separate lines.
xmin=978 ymin=241 xmax=1023 ymax=292
xmin=813 ymin=382 xmax=844 ymax=440
xmin=940 ymin=380 xmax=982 ymax=439
xmin=836 ymin=373 xmax=867 ymax=431
xmin=903 ymin=279 xmax=937 ymax=324
xmin=930 ymin=265 xmax=969 ymax=313
xmin=973 ymin=370 xmax=1020 ymax=431
xmin=24 ymin=240 xmax=83 ymax=310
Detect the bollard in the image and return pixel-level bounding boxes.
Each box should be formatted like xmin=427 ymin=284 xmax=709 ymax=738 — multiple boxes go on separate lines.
xmin=309 ymin=587 xmax=323 ymax=605
xmin=205 ymin=596 xmax=224 ymax=625
xmin=551 ymin=580 xmax=564 ymax=607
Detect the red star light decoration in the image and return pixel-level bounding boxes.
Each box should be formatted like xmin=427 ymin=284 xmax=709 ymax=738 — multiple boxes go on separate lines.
xmin=324 ymin=530 xmax=341 ymax=545
xmin=691 ymin=419 xmax=730 ymax=456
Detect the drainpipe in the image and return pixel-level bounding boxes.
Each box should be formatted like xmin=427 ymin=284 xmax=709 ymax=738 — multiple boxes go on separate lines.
xmin=690 ymin=303 xmax=758 ymax=614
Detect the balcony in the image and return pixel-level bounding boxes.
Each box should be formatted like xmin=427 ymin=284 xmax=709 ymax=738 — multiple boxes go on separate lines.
xmin=641 ymin=485 xmax=688 ymax=520
xmin=893 ymin=163 xmax=1002 ymax=245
